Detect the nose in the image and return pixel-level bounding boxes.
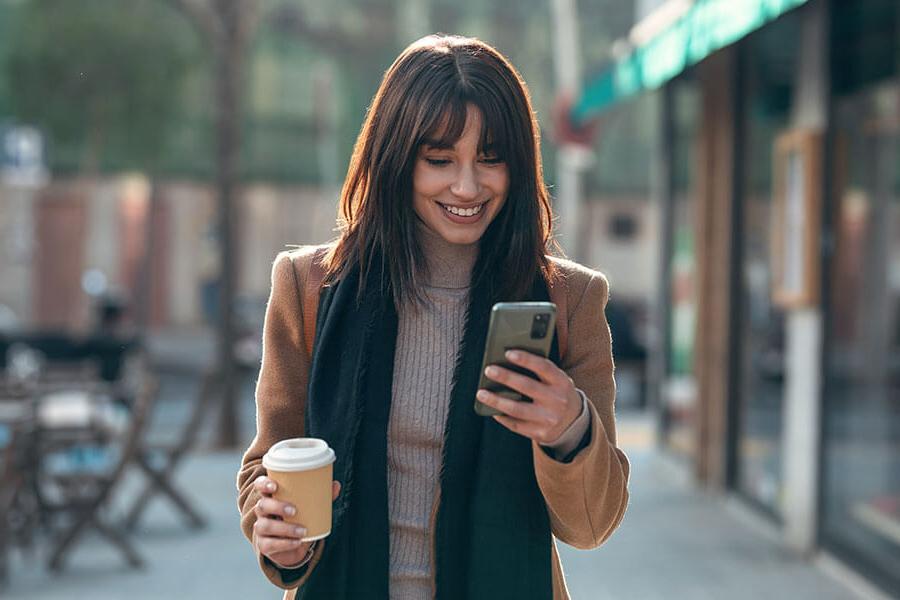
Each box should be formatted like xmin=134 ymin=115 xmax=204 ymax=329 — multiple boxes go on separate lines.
xmin=450 ymin=164 xmax=480 ymax=201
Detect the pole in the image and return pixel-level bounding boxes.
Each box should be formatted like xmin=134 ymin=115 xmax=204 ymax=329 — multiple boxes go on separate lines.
xmin=550 ymin=0 xmax=589 ymax=259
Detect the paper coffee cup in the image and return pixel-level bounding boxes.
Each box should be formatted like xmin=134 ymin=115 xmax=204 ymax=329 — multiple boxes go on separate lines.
xmin=263 ymin=438 xmax=336 ymax=542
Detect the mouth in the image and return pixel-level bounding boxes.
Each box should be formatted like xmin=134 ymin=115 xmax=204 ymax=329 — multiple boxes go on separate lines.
xmin=436 ymin=200 xmax=488 ymax=218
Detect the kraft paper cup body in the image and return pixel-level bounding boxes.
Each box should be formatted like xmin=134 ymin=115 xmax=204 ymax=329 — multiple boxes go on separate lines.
xmin=263 ymin=438 xmax=336 ymax=542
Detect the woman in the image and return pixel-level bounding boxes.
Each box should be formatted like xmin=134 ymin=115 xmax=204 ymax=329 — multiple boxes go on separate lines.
xmin=238 ymin=34 xmax=629 ymax=600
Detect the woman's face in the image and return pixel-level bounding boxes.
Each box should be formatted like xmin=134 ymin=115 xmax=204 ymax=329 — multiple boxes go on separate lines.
xmin=412 ymin=105 xmax=509 ymax=245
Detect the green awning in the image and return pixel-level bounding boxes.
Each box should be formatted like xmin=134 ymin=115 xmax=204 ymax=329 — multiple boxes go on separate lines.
xmin=573 ymin=0 xmax=809 ymax=121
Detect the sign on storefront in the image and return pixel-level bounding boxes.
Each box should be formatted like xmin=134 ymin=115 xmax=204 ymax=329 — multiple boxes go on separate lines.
xmin=771 ymin=128 xmax=823 ymax=307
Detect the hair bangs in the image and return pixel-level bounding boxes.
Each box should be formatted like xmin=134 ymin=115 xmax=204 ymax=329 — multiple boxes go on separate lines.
xmin=418 ymin=90 xmax=469 ymax=150
xmin=469 ymin=92 xmax=515 ymax=163
xmin=417 ymin=88 xmax=512 ymax=162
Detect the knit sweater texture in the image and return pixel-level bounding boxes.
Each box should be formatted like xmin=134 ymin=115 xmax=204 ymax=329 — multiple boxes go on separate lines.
xmin=387 ymin=227 xmax=473 ymax=598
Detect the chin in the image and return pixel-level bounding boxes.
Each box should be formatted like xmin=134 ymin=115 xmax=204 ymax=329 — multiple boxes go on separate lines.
xmin=437 ymin=228 xmax=484 ymax=245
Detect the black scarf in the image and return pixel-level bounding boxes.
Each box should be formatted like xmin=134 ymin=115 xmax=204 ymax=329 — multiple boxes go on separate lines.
xmin=299 ymin=252 xmax=555 ymax=599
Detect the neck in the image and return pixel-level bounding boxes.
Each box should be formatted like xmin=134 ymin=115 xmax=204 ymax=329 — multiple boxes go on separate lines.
xmin=416 ymin=223 xmax=479 ymax=289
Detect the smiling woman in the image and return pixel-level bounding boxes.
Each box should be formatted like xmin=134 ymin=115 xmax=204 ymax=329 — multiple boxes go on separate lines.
xmin=319 ymin=34 xmax=557 ymax=308
xmin=237 ymin=34 xmax=630 ymax=600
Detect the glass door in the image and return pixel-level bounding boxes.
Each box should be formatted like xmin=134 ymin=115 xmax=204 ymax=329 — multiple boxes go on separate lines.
xmin=733 ymin=14 xmax=801 ymax=518
xmin=822 ymin=79 xmax=900 ymax=596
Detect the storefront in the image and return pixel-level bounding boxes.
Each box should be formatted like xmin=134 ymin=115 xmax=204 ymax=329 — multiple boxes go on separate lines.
xmin=575 ymin=0 xmax=899 ymax=595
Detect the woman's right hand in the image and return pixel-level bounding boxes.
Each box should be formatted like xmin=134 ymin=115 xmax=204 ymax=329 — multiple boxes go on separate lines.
xmin=252 ymin=475 xmax=341 ymax=568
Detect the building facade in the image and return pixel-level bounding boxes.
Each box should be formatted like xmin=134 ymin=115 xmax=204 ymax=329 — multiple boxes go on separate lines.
xmin=577 ymin=0 xmax=900 ymax=595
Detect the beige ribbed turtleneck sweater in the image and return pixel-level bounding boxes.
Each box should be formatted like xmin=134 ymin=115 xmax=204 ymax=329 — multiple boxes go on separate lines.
xmin=386 ymin=225 xmax=590 ymax=599
xmin=387 ymin=225 xmax=477 ymax=599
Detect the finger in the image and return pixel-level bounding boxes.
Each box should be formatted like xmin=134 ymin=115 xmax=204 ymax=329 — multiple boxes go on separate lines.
xmin=332 ymin=480 xmax=341 ymax=501
xmin=492 ymin=413 xmax=547 ymax=442
xmin=483 ymin=365 xmax=547 ymax=401
xmin=255 ymin=517 xmax=308 ymax=540
xmin=254 ymin=475 xmax=277 ymax=496
xmin=257 ymin=535 xmax=306 ymax=556
xmin=255 ymin=496 xmax=298 ymax=519
xmin=505 ymin=350 xmax=568 ymax=385
xmin=476 ymin=389 xmax=544 ymax=421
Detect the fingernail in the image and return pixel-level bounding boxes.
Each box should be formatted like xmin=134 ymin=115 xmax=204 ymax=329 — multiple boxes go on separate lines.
xmin=284 ymin=506 xmax=296 ymax=516
xmin=295 ymin=527 xmax=306 ymax=537
xmin=476 ymin=390 xmax=488 ymax=401
xmin=485 ymin=366 xmax=498 ymax=377
xmin=266 ymin=482 xmax=275 ymax=492
xmin=506 ymin=350 xmax=520 ymax=360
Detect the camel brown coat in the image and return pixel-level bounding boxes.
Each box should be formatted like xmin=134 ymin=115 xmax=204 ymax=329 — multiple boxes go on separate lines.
xmin=238 ymin=246 xmax=630 ymax=599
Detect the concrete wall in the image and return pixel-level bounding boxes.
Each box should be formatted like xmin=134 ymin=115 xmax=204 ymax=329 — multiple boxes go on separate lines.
xmin=0 ymin=185 xmax=36 ymax=327
xmin=239 ymin=183 xmax=338 ymax=305
xmin=0 ymin=177 xmax=342 ymax=332
xmin=582 ymin=195 xmax=659 ymax=302
xmin=0 ymin=178 xmax=659 ymax=332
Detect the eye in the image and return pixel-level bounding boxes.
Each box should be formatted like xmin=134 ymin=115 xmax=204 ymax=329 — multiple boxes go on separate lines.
xmin=480 ymin=156 xmax=505 ymax=165
xmin=424 ymin=157 xmax=451 ymax=166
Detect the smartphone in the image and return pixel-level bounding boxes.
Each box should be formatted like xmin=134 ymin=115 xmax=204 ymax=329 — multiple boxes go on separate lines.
xmin=474 ymin=301 xmax=557 ymax=417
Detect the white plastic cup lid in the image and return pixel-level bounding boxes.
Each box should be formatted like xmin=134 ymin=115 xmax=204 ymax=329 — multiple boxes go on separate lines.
xmin=263 ymin=438 xmax=336 ymax=472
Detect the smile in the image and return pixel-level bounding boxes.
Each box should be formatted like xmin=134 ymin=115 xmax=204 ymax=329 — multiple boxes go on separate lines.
xmin=438 ymin=201 xmax=487 ymax=217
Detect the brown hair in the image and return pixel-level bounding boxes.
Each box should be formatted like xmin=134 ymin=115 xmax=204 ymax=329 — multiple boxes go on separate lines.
xmin=324 ymin=34 xmax=559 ymax=304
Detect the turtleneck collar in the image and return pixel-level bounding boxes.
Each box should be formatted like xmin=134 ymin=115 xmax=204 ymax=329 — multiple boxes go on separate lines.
xmin=416 ymin=222 xmax=479 ymax=289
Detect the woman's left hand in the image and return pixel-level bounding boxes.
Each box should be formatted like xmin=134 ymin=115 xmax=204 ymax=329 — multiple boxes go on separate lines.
xmin=477 ymin=350 xmax=582 ymax=445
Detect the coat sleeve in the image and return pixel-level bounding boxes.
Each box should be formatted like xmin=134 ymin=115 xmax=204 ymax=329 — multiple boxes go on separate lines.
xmin=236 ymin=250 xmax=327 ymax=590
xmin=532 ymin=270 xmax=630 ymax=550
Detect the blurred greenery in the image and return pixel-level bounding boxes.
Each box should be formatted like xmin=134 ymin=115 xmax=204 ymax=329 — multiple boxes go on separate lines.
xmin=0 ymin=1 xmax=14 ymax=118
xmin=5 ymin=0 xmax=197 ymax=173
xmin=0 ymin=0 xmax=653 ymax=194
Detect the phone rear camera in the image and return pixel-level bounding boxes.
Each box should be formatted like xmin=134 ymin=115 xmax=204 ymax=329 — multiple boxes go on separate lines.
xmin=530 ymin=314 xmax=550 ymax=339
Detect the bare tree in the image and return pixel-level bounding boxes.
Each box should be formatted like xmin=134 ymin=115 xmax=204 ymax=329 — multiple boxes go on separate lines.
xmin=168 ymin=0 xmax=262 ymax=447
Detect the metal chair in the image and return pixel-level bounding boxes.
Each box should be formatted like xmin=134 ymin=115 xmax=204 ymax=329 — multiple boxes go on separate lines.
xmin=40 ymin=373 xmax=157 ymax=571
xmin=123 ymin=370 xmax=219 ymax=531
xmin=0 ymin=377 xmax=41 ymax=585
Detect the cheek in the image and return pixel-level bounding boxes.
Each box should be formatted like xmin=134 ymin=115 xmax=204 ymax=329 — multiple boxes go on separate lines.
xmin=489 ymin=170 xmax=510 ymax=202
xmin=413 ymin=167 xmax=448 ymax=198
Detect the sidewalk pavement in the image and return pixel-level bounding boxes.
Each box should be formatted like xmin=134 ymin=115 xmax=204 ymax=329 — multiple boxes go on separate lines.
xmin=144 ymin=328 xmax=217 ymax=373
xmin=2 ymin=413 xmax=874 ymax=599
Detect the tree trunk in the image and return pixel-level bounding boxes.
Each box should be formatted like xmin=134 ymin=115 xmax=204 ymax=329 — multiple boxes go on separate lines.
xmin=214 ymin=0 xmax=243 ymax=448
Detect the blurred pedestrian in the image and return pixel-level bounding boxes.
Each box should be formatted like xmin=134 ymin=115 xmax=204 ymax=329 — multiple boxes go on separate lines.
xmin=88 ymin=292 xmax=136 ymax=374
xmin=238 ymin=34 xmax=629 ymax=600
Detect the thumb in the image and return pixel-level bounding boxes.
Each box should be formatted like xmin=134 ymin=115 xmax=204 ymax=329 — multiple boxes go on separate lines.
xmin=332 ymin=480 xmax=341 ymax=501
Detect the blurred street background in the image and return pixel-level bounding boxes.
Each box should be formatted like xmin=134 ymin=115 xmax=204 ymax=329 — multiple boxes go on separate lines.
xmin=0 ymin=0 xmax=898 ymax=598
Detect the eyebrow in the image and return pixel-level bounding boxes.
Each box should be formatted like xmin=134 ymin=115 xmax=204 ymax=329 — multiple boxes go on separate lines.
xmin=420 ymin=139 xmax=499 ymax=153
xmin=421 ymin=138 xmax=453 ymax=150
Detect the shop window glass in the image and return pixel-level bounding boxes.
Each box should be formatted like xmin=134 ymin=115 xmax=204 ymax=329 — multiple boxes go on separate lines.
xmin=823 ymin=78 xmax=900 ymax=595
xmin=734 ymin=14 xmax=800 ymax=517
xmin=821 ymin=3 xmax=900 ymax=594
xmin=661 ymin=77 xmax=700 ymax=459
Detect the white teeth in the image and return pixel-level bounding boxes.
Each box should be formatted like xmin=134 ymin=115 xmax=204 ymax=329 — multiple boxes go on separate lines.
xmin=443 ymin=203 xmax=484 ymax=217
